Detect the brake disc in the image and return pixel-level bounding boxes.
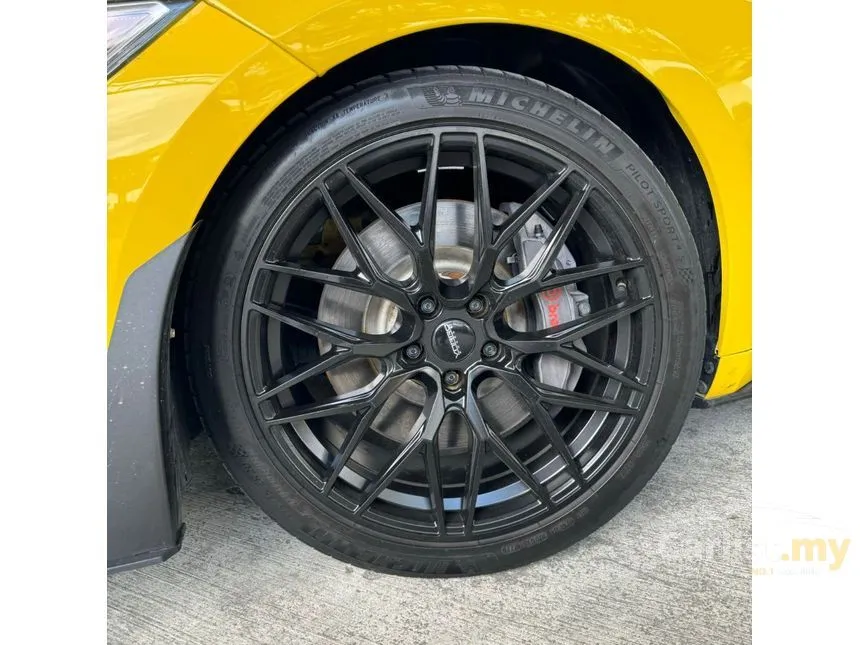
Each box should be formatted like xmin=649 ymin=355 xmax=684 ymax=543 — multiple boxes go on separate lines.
xmin=316 ymin=199 xmax=589 ymax=451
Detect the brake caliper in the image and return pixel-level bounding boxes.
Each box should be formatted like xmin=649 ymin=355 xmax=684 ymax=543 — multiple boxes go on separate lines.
xmin=501 ymin=203 xmax=591 ymax=390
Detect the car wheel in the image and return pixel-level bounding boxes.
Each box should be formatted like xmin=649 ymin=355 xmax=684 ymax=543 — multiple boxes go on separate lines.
xmin=186 ymin=67 xmax=706 ymax=576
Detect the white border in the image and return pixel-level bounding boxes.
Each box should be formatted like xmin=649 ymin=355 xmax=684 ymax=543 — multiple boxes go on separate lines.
xmin=2 ymin=2 xmax=105 ymax=641
xmin=754 ymin=1 xmax=860 ymax=641
xmin=3 ymin=1 xmax=860 ymax=641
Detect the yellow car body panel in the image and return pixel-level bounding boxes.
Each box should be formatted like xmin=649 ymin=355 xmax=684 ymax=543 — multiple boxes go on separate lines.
xmin=107 ymin=3 xmax=315 ymax=340
xmin=709 ymin=350 xmax=752 ymax=399
xmin=108 ymin=0 xmax=751 ymax=398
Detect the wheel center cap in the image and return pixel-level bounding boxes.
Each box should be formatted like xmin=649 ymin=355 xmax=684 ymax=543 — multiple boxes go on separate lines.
xmin=431 ymin=319 xmax=476 ymax=362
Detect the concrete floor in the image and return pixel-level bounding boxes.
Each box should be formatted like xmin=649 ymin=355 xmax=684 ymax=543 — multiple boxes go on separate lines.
xmin=107 ymin=399 xmax=751 ymax=645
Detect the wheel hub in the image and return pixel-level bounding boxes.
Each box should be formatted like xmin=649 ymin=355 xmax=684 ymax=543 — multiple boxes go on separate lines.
xmin=431 ymin=319 xmax=476 ymax=363
xmin=317 ymin=198 xmax=590 ymax=449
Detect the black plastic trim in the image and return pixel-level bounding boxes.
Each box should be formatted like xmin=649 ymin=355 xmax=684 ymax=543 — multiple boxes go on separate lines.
xmin=107 ymin=526 xmax=185 ymax=574
xmin=107 ymin=228 xmax=197 ymax=573
xmin=692 ymin=382 xmax=752 ymax=409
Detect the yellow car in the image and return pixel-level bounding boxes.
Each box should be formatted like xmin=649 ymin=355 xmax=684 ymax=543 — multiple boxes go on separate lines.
xmin=107 ymin=0 xmax=751 ymax=575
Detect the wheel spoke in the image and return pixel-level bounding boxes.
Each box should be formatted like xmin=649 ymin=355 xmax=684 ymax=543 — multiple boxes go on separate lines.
xmin=457 ymin=383 xmax=494 ymax=535
xmin=514 ymin=182 xmax=592 ymax=287
xmin=250 ymin=302 xmax=410 ymax=357
xmin=495 ymin=258 xmax=644 ymax=310
xmin=417 ymin=133 xmax=441 ymax=288
xmin=532 ymin=380 xmax=637 ymax=414
xmin=257 ymin=348 xmax=352 ymax=402
xmin=556 ymin=345 xmax=645 ymax=392
xmin=492 ymin=370 xmax=588 ymax=487
xmin=500 ymin=297 xmax=653 ymax=352
xmin=261 ymin=260 xmax=374 ymax=295
xmin=265 ymin=390 xmax=367 ymax=425
xmin=317 ymin=183 xmax=417 ymax=310
xmin=461 ymin=429 xmax=484 ymax=536
xmin=461 ymin=376 xmax=552 ymax=508
xmin=355 ymin=385 xmax=445 ymax=514
xmin=354 ymin=430 xmax=424 ymax=514
xmin=546 ymin=415 xmax=586 ymax=486
xmin=458 ymin=133 xmax=498 ymax=297
xmin=471 ymin=133 xmax=494 ymax=268
xmin=527 ymin=400 xmax=586 ymax=487
xmin=555 ymin=297 xmax=653 ymax=345
xmin=343 ymin=167 xmax=422 ymax=255
xmin=492 ymin=166 xmax=574 ymax=250
xmin=261 ymin=258 xmax=413 ymax=310
xmin=486 ymin=430 xmax=553 ymax=507
xmin=541 ymin=258 xmax=644 ymax=291
xmin=424 ymin=436 xmax=446 ymax=535
xmin=318 ymin=182 xmax=410 ymax=292
xmin=267 ymin=371 xmax=409 ymax=426
xmin=318 ymin=183 xmax=374 ymax=274
xmin=251 ymin=302 xmax=362 ymax=347
xmin=322 ymin=406 xmax=379 ymax=494
xmin=496 ymin=366 xmax=637 ymax=415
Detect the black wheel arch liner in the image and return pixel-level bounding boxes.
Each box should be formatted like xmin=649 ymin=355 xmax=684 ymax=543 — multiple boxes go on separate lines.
xmin=107 ymin=227 xmax=198 ymax=573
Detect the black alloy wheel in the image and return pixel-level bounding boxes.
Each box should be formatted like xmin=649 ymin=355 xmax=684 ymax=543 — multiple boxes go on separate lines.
xmin=186 ymin=68 xmax=706 ymax=576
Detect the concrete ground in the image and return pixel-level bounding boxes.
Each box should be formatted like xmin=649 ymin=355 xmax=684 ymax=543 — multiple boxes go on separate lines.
xmin=107 ymin=399 xmax=751 ymax=645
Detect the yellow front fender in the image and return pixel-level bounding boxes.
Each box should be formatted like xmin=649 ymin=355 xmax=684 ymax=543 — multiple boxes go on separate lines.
xmin=107 ymin=2 xmax=315 ymax=341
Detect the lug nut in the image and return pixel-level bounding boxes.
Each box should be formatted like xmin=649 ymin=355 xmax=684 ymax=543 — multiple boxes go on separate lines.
xmin=576 ymin=301 xmax=591 ymax=316
xmin=467 ymin=296 xmax=486 ymax=315
xmin=443 ymin=370 xmax=462 ymax=388
xmin=404 ymin=344 xmax=422 ymax=360
xmin=481 ymin=342 xmax=499 ymax=359
xmin=419 ymin=297 xmax=437 ymax=315
xmin=615 ymin=280 xmax=628 ymax=297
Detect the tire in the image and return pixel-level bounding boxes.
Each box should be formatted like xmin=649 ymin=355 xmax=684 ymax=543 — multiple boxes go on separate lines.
xmin=185 ymin=67 xmax=706 ymax=577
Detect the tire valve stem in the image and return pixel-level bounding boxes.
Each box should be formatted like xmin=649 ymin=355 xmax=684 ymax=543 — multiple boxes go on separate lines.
xmin=533 ymin=224 xmax=545 ymax=239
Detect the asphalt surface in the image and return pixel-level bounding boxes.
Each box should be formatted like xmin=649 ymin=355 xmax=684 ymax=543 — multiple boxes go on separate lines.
xmin=107 ymin=398 xmax=751 ymax=645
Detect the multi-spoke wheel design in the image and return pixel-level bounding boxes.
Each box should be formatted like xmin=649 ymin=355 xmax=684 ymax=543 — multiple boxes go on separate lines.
xmin=242 ymin=125 xmax=659 ymax=540
xmin=188 ymin=69 xmax=704 ymax=575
